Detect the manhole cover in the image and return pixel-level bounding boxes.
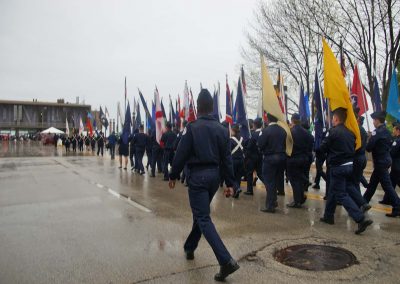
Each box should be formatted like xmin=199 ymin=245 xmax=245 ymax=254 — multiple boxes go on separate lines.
xmin=274 ymin=244 xmax=358 ymax=271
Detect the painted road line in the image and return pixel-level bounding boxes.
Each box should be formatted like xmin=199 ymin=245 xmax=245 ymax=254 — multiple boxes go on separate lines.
xmin=126 ymin=197 xmax=152 ymax=213
xmin=108 ymin=188 xmax=121 ymax=198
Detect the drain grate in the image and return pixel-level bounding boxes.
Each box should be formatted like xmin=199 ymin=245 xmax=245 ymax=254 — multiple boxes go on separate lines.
xmin=274 ymin=244 xmax=358 ymax=271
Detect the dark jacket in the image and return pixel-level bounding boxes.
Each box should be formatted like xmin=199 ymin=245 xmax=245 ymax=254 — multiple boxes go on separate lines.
xmin=257 ymin=123 xmax=286 ymax=156
xmin=366 ymin=124 xmax=392 ymax=168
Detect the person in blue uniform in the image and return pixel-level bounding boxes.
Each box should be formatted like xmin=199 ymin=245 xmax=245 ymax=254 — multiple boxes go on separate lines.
xmin=230 ymin=124 xmax=244 ymax=198
xmin=71 ymin=134 xmax=77 ymax=152
xmin=258 ymin=113 xmax=287 ymax=213
xmin=118 ymin=134 xmax=129 ymax=170
xmin=174 ymin=120 xmax=188 ymax=184
xmin=353 ymin=110 xmax=368 ymax=192
xmin=319 ymin=107 xmax=373 ymax=234
xmin=160 ymin=122 xmax=177 ymax=181
xmin=244 ymin=118 xmax=263 ymax=195
xmin=388 ymin=124 xmax=400 ymax=200
xmin=286 ymin=114 xmax=314 ymax=208
xmin=132 ymin=125 xmax=147 ymax=175
xmin=78 ymin=134 xmax=84 ymax=152
xmin=64 ymin=136 xmax=71 ymax=153
xmin=363 ymin=111 xmax=400 ymax=217
xmin=145 ymin=130 xmax=153 ymax=171
xmin=169 ymin=89 xmax=239 ymax=282
xmin=90 ymin=135 xmax=96 ymax=152
xmin=107 ymin=131 xmax=117 ymax=160
xmin=312 ymin=130 xmax=327 ymax=190
xmin=150 ymin=129 xmax=163 ymax=177
xmin=97 ymin=131 xmax=104 ymax=156
xmin=129 ymin=130 xmax=138 ymax=171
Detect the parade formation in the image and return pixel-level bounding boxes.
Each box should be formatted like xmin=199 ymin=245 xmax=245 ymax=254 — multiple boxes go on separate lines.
xmin=41 ymin=39 xmax=400 ymax=282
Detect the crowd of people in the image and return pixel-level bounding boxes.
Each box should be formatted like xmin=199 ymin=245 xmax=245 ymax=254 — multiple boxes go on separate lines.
xmin=52 ymin=89 xmax=400 ymax=281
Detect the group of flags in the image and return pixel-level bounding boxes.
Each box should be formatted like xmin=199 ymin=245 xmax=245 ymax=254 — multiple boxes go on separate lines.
xmin=65 ymin=107 xmax=109 ymax=137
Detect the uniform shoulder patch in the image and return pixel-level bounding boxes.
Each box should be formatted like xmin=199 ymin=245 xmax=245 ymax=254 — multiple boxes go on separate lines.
xmin=372 ymin=131 xmax=376 ymax=136
xmin=182 ymin=127 xmax=187 ymax=136
xmin=393 ymin=141 xmax=397 ymax=146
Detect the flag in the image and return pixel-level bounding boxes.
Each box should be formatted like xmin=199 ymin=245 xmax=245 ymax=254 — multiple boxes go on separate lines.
xmin=261 ymin=55 xmax=293 ymax=155
xmin=78 ymin=116 xmax=84 ymax=135
xmin=135 ymin=101 xmax=142 ymax=130
xmin=183 ymin=81 xmax=190 ymax=121
xmin=225 ymin=76 xmax=233 ymax=124
xmin=176 ymin=96 xmax=181 ymax=129
xmin=160 ymin=98 xmax=167 ymax=121
xmin=86 ymin=113 xmax=93 ymax=136
xmin=351 ymin=65 xmax=369 ymax=115
xmin=299 ymin=85 xmax=308 ymax=123
xmin=187 ymin=101 xmax=196 ymax=122
xmin=304 ymin=92 xmax=311 ymax=120
xmin=276 ymin=69 xmax=286 ymax=114
xmin=313 ymin=71 xmax=325 ymax=149
xmin=386 ymin=68 xmax=400 ymax=121
xmin=65 ymin=118 xmax=70 ymax=137
xmin=241 ymin=65 xmax=247 ymax=96
xmin=138 ymin=89 xmax=155 ymax=129
xmin=169 ymin=95 xmax=176 ymax=126
xmin=372 ymin=76 xmax=382 ymax=112
xmin=212 ymin=90 xmax=220 ymax=122
xmin=122 ymin=102 xmax=131 ymax=144
xmin=124 ymin=76 xmax=127 ymax=105
xmin=322 ymin=38 xmax=361 ymax=149
xmin=151 ymin=101 xmax=156 ymax=124
xmin=235 ymin=77 xmax=250 ymax=139
xmin=190 ymin=88 xmax=197 ymax=118
xmin=340 ymin=39 xmax=346 ymax=77
xmin=105 ymin=107 xmax=110 ymax=118
xmin=155 ymin=87 xmax=165 ymax=144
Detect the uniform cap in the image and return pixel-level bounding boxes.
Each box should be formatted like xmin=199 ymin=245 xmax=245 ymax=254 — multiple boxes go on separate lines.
xmin=370 ymin=111 xmax=386 ymax=120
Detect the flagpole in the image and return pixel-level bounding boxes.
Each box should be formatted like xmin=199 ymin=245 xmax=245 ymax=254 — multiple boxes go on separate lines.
xmin=318 ymin=75 xmax=326 ymax=129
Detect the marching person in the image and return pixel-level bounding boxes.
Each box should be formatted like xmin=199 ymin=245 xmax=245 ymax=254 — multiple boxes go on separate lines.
xmin=230 ymin=124 xmax=244 ymax=198
xmin=244 ymin=118 xmax=263 ymax=195
xmin=78 ymin=134 xmax=84 ymax=152
xmin=129 ymin=130 xmax=137 ymax=171
xmin=108 ymin=131 xmax=117 ymax=160
xmin=118 ymin=133 xmax=129 ymax=170
xmin=258 ymin=113 xmax=287 ymax=213
xmin=160 ymin=122 xmax=177 ymax=181
xmin=286 ymin=114 xmax=314 ymax=208
xmin=132 ymin=125 xmax=147 ymax=175
xmin=90 ymin=135 xmax=96 ymax=152
xmin=97 ymin=131 xmax=104 ymax=156
xmin=319 ymin=107 xmax=373 ymax=234
xmin=363 ymin=111 xmax=400 ymax=217
xmin=71 ymin=134 xmax=77 ymax=152
xmin=169 ymin=89 xmax=239 ymax=282
xmin=150 ymin=129 xmax=163 ymax=177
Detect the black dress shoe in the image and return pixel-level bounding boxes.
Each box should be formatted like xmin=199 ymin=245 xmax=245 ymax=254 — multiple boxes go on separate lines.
xmin=244 ymin=191 xmax=254 ymax=195
xmin=185 ymin=251 xmax=194 ymax=260
xmin=355 ymin=219 xmax=373 ymax=234
xmin=312 ymin=184 xmax=320 ymax=190
xmin=214 ymin=259 xmax=240 ymax=282
xmin=360 ymin=204 xmax=371 ymax=213
xmin=150 ymin=174 xmax=155 ymax=177
xmin=379 ymin=200 xmax=391 ymax=205
xmin=386 ymin=207 xmax=400 ymax=217
xmin=320 ymin=217 xmax=334 ymax=225
xmin=260 ymin=208 xmax=275 ymax=213
xmin=233 ymin=188 xmax=242 ymax=199
xmin=300 ymin=195 xmax=307 ymax=204
xmin=286 ymin=202 xmax=302 ymax=208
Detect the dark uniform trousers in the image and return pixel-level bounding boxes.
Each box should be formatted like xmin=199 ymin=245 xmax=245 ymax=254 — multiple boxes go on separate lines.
xmin=262 ymin=153 xmax=286 ymax=209
xmin=324 ymin=165 xmax=364 ymax=222
xmin=97 ymin=144 xmax=104 ymax=156
xmin=129 ymin=147 xmax=135 ymax=168
xmin=184 ymin=168 xmax=232 ymax=265
xmin=135 ymin=149 xmax=145 ymax=172
xmin=163 ymin=149 xmax=174 ymax=179
xmin=314 ymin=153 xmax=327 ymax=185
xmin=287 ymin=155 xmax=308 ymax=204
xmin=232 ymin=158 xmax=244 ymax=190
xmin=353 ymin=154 xmax=367 ymax=192
xmin=245 ymin=157 xmax=263 ymax=193
xmin=363 ymin=166 xmax=400 ymax=207
xmin=110 ymin=144 xmax=116 ymax=159
xmin=151 ymin=148 xmax=163 ymax=175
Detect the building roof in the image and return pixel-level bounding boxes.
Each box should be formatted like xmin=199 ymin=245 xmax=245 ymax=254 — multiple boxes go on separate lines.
xmin=0 ymin=99 xmax=91 ymax=108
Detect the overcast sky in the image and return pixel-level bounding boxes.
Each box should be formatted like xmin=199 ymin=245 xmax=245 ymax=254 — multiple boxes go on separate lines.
xmin=0 ymin=0 xmax=259 ymax=119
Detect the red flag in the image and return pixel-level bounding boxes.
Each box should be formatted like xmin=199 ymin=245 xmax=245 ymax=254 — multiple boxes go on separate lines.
xmin=351 ymin=65 xmax=369 ymax=115
xmin=86 ymin=116 xmax=93 ymax=136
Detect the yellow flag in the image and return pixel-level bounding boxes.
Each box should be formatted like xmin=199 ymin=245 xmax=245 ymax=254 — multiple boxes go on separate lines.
xmin=322 ymin=38 xmax=361 ymax=150
xmin=261 ymin=55 xmax=293 ymax=156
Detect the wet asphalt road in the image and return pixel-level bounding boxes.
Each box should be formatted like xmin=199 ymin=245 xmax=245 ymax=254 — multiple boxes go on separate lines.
xmin=0 ymin=142 xmax=400 ymax=283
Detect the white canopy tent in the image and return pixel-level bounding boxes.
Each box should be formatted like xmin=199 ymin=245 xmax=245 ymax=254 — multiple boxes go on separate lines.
xmin=40 ymin=127 xmax=65 ymax=135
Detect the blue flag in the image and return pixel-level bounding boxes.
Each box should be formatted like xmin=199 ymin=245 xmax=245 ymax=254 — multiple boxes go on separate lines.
xmin=299 ymin=85 xmax=308 ymax=123
xmin=236 ymin=77 xmax=250 ymax=139
xmin=212 ymin=90 xmax=220 ymax=121
xmin=122 ymin=102 xmax=132 ymax=144
xmin=304 ymin=92 xmax=311 ymax=119
xmin=139 ymin=90 xmax=155 ymax=130
xmin=372 ymin=76 xmax=382 ymax=112
xmin=313 ymin=72 xmax=324 ymax=149
xmin=151 ymin=101 xmax=155 ymax=124
xmin=135 ymin=102 xmax=141 ymax=130
xmin=387 ymin=68 xmax=400 ymax=120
